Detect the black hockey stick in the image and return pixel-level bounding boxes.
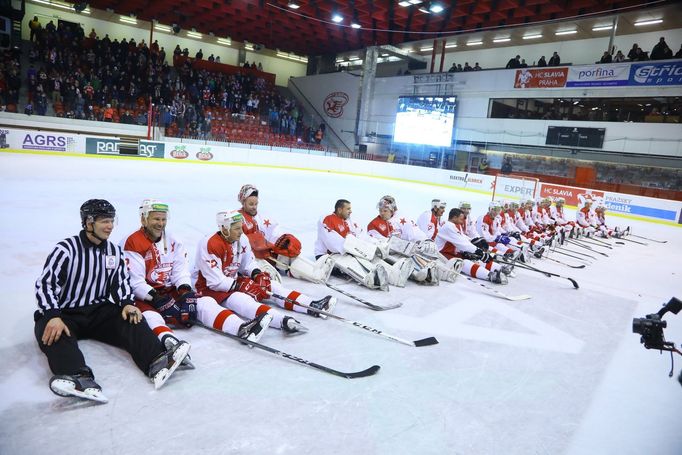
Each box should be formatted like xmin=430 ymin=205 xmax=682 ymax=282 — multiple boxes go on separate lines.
xmin=551 ymin=248 xmax=593 ymax=262
xmin=195 ymin=321 xmax=380 ymax=379
xmin=497 ymin=257 xmax=579 ymax=289
xmin=630 ymin=234 xmax=667 ymax=244
xmin=565 ymin=239 xmax=609 ymax=257
xmin=575 ymin=236 xmax=613 ymax=249
xmin=617 ymin=236 xmax=648 ymax=246
xmin=555 ymin=246 xmax=598 ymax=260
xmin=460 ymin=274 xmax=532 ymax=301
xmin=544 ymin=256 xmax=586 ymax=269
xmin=273 ymin=294 xmax=438 ymax=347
xmin=325 ymin=282 xmax=403 ymax=311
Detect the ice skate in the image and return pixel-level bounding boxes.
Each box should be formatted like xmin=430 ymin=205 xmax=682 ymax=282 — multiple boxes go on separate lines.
xmin=238 ymin=311 xmax=273 ymax=344
xmin=49 ymin=368 xmax=108 ymax=403
xmin=281 ymin=316 xmax=308 ymax=334
xmin=148 ymin=340 xmax=191 ymax=390
xmin=488 ymin=269 xmax=508 ymax=285
xmin=307 ymin=295 xmax=337 ymax=319
xmin=162 ymin=334 xmax=195 ymax=369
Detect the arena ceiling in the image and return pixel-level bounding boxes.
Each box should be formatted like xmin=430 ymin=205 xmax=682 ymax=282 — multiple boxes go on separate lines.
xmin=84 ymin=0 xmax=673 ymax=55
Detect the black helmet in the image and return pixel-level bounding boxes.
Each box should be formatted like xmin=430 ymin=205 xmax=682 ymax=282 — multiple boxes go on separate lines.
xmin=80 ymin=199 xmax=116 ymax=227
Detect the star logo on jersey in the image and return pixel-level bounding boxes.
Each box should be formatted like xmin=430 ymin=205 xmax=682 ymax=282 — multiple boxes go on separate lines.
xmin=400 ymin=218 xmax=407 ymax=225
xmin=241 ymin=246 xmax=247 ymax=254
xmin=379 ymin=224 xmax=386 ymax=232
xmin=263 ymin=219 xmax=271 ymax=227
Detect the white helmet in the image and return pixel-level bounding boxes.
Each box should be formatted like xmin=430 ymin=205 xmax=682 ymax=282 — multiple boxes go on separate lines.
xmin=431 ymin=199 xmax=447 ymax=209
xmin=488 ymin=201 xmax=502 ymax=211
xmin=139 ymin=199 xmax=169 ymax=220
xmin=459 ymin=201 xmax=471 ymax=210
xmin=238 ymin=184 xmax=258 ymax=204
xmin=377 ymin=195 xmax=397 ymax=212
xmin=216 ymin=210 xmax=244 ymax=229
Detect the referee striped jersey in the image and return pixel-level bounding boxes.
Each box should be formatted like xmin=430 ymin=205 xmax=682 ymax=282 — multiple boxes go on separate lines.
xmin=35 ymin=230 xmax=135 ymax=319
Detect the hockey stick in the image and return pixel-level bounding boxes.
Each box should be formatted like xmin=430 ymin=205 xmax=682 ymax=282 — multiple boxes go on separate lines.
xmin=630 ymin=234 xmax=667 ymax=244
xmin=194 ymin=321 xmax=380 ymax=379
xmin=574 ymin=236 xmax=613 ymax=249
xmin=325 ymin=282 xmax=403 ymax=311
xmin=551 ymin=249 xmax=591 ymax=262
xmin=273 ymin=294 xmax=438 ymax=347
xmin=617 ymin=236 xmax=648 ymax=246
xmin=555 ymin=246 xmax=598 ymax=261
xmin=564 ymin=239 xmax=609 ymax=257
xmin=497 ymin=257 xmax=579 ymax=289
xmin=460 ymin=274 xmax=532 ymax=301
xmin=544 ymin=256 xmax=586 ymax=269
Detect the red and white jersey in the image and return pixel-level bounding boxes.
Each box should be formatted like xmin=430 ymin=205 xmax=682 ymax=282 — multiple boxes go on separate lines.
xmin=550 ymin=205 xmax=569 ymax=225
xmin=531 ymin=206 xmax=545 ymax=225
xmin=314 ymin=213 xmax=362 ymax=256
xmin=519 ymin=207 xmax=535 ymax=229
xmin=595 ymin=212 xmax=607 ymax=227
xmin=389 ymin=211 xmax=427 ymax=242
xmin=576 ymin=207 xmax=595 ymax=227
xmin=501 ymin=211 xmax=520 ymax=234
xmin=514 ymin=209 xmax=530 ymax=233
xmin=436 ymin=221 xmax=478 ymax=259
xmin=193 ymin=232 xmax=257 ymax=294
xmin=122 ymin=229 xmax=191 ymax=301
xmin=238 ymin=209 xmax=285 ymax=244
xmin=476 ymin=213 xmax=501 ymax=243
xmin=416 ymin=210 xmax=443 ymax=241
xmin=463 ymin=215 xmax=476 ymax=238
xmin=367 ymin=216 xmax=394 ymax=239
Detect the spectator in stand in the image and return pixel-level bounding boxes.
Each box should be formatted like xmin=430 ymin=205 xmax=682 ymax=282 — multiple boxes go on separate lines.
xmin=506 ymin=55 xmax=521 ymax=69
xmin=599 ymin=51 xmax=613 ymax=64
xmin=24 ymin=101 xmax=33 ymax=115
xmin=208 ymin=54 xmax=215 ymax=63
xmin=448 ymin=63 xmax=457 ymax=73
xmin=195 ymin=49 xmax=204 ymax=60
xmin=29 ymin=16 xmax=41 ymax=42
xmin=675 ymin=44 xmax=682 ymax=58
xmin=258 ymin=62 xmax=263 ymax=71
xmin=613 ymin=50 xmax=625 ymax=62
xmin=215 ymin=56 xmax=221 ymax=63
xmin=473 ymin=62 xmax=482 ymax=71
xmin=548 ymin=52 xmax=560 ymax=66
xmin=244 ymin=61 xmax=250 ymax=68
xmin=463 ymin=62 xmax=473 ymax=71
xmin=627 ymin=43 xmax=639 ymax=60
xmin=501 ymin=155 xmax=513 ymax=174
xmin=455 ymin=64 xmax=462 ymax=72
xmin=537 ymin=56 xmax=547 ymax=67
xmin=650 ymin=37 xmax=673 ymax=60
xmin=519 ymin=59 xmax=528 ymax=68
xmin=103 ymin=104 xmax=114 ymax=122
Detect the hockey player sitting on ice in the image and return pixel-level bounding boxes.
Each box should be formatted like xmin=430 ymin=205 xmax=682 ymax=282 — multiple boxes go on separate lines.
xmin=548 ymin=197 xmax=576 ymax=236
xmin=416 ymin=199 xmax=447 ymax=241
xmin=576 ymin=199 xmax=598 ymax=236
xmin=194 ymin=210 xmax=336 ymax=336
xmin=593 ymin=204 xmax=626 ymax=238
xmin=236 ymin=184 xmax=334 ymax=285
xmin=456 ymin=201 xmax=487 ymax=248
xmin=314 ymin=199 xmax=391 ymax=290
xmin=500 ymin=200 xmax=546 ymax=258
xmin=436 ymin=208 xmax=511 ymax=284
xmin=122 ymin=200 xmax=273 ymax=368
xmin=35 ymin=200 xmax=190 ymax=403
xmin=476 ymin=201 xmax=528 ymax=260
xmin=366 ymin=195 xmax=445 ymax=284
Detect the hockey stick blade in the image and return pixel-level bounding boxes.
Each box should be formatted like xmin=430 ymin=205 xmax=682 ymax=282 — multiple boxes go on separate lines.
xmin=545 ymin=257 xmax=586 ymax=269
xmin=195 ymin=321 xmax=380 ymax=379
xmin=325 ymin=282 xmax=403 ymax=311
xmin=413 ymin=337 xmax=439 ymax=347
xmin=567 ymin=277 xmax=579 ymax=289
xmin=631 ymin=234 xmax=666 ymax=243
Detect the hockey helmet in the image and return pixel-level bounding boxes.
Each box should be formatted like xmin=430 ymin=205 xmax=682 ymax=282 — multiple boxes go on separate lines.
xmin=488 ymin=200 xmax=502 ymax=211
xmin=217 ymin=210 xmax=244 ymax=229
xmin=377 ymin=195 xmax=397 ymax=213
xmin=139 ymin=199 xmax=169 ymax=220
xmin=80 ymin=199 xmax=116 ymax=227
xmin=458 ymin=201 xmax=472 ymax=210
xmin=238 ymin=184 xmax=259 ymax=204
xmin=431 ymin=199 xmax=447 ymax=209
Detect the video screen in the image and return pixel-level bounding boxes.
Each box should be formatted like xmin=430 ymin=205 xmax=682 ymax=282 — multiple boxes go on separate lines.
xmin=393 ymin=96 xmax=457 ymax=147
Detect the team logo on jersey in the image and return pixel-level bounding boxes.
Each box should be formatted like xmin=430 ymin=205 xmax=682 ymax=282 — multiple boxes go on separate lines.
xmin=170 ymin=146 xmax=189 ymax=159
xmin=323 ymin=92 xmax=349 ymax=118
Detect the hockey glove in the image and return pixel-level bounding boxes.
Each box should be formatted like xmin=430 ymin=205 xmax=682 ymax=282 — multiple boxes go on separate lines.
xmin=476 ymin=249 xmax=492 ymax=263
xmin=496 ymin=235 xmax=511 ymax=245
xmin=272 ymin=234 xmax=302 ymax=257
xmin=471 ymin=237 xmax=489 ymax=251
xmin=459 ymin=251 xmax=480 ymax=261
xmin=251 ymin=270 xmax=272 ymax=293
xmin=510 ymin=232 xmax=522 ymax=240
xmin=176 ymin=291 xmax=198 ymax=327
xmin=150 ymin=292 xmax=183 ymax=325
xmin=233 ymin=276 xmax=268 ymax=302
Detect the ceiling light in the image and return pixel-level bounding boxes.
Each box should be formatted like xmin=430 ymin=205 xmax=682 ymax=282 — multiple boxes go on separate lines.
xmin=154 ymin=24 xmax=171 ymax=32
xmin=420 ymin=46 xmax=433 ymax=52
xmin=493 ymin=37 xmax=510 ymax=43
xmin=429 ymin=3 xmax=444 ymax=13
xmin=398 ymin=1 xmax=411 ymax=6
xmin=418 ymin=7 xmax=430 ymax=14
xmin=445 ymin=43 xmax=457 ymax=48
xmin=555 ymin=30 xmax=577 ymax=36
xmin=119 ymin=16 xmax=138 ymax=25
xmin=522 ymin=34 xmax=542 ymax=40
xmin=287 ymin=2 xmax=300 ymax=9
xmin=409 ymin=0 xmax=423 ymax=4
xmin=592 ymin=25 xmax=613 ymax=31
xmin=187 ymin=31 xmax=202 ymax=39
xmin=351 ymin=22 xmax=361 ymax=29
xmin=217 ymin=38 xmax=232 ymax=45
xmin=634 ymin=19 xmax=663 ymax=26
xmin=33 ymin=0 xmax=90 ymax=14
xmin=467 ymin=41 xmax=483 ymax=46
xmin=332 ymin=14 xmax=343 ymax=23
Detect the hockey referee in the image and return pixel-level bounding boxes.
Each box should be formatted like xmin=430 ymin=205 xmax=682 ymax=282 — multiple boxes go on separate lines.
xmin=33 ymin=199 xmax=191 ymax=403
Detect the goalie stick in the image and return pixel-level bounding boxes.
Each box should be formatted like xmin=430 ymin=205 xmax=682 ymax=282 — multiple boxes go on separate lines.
xmin=460 ymin=274 xmax=532 ymax=301
xmin=272 ymin=293 xmax=438 ymax=347
xmin=195 ymin=321 xmax=380 ymax=379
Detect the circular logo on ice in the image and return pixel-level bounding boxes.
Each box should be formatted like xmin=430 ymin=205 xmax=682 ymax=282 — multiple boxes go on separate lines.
xmin=633 ymin=65 xmax=655 ymax=84
xmin=323 ymin=92 xmax=349 ymax=118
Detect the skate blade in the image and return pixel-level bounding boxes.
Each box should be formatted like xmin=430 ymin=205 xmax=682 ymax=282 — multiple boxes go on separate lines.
xmin=153 ymin=342 xmax=191 ymax=390
xmin=50 ymin=379 xmax=109 ymax=403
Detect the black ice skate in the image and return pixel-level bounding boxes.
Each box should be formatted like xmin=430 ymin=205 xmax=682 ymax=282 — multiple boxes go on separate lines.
xmin=307 ymin=295 xmax=337 ymax=319
xmin=238 ymin=311 xmax=273 ymax=344
xmin=162 ymin=334 xmax=195 ymax=369
xmin=148 ymin=340 xmax=191 ymax=390
xmin=281 ymin=316 xmax=308 ymax=334
xmin=49 ymin=367 xmax=108 ymax=403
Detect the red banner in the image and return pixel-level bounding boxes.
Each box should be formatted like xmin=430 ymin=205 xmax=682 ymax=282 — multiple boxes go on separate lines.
xmin=540 ymin=183 xmax=604 ymax=206
xmin=514 ymin=68 xmax=568 ymax=89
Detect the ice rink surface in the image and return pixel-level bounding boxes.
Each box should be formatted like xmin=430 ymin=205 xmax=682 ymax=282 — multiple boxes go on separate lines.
xmin=1 ymin=152 xmax=681 ymax=455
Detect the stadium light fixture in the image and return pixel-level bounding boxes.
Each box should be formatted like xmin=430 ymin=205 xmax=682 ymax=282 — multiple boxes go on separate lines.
xmin=634 ymin=19 xmax=663 ymax=26
xmin=429 ymin=3 xmax=445 ymax=13
xmin=555 ymin=30 xmax=577 ymax=36
xmin=493 ymin=37 xmax=511 ymax=43
xmin=287 ymin=2 xmax=300 ymax=9
xmin=445 ymin=43 xmax=457 ymax=48
xmin=592 ymin=25 xmax=613 ymax=31
xmin=119 ymin=15 xmax=138 ymax=25
xmin=398 ymin=1 xmax=411 ymax=6
xmin=351 ymin=22 xmax=361 ymax=29
xmin=332 ymin=14 xmax=344 ymax=23
xmin=522 ymin=34 xmax=542 ymax=39
xmin=466 ymin=41 xmax=483 ymax=46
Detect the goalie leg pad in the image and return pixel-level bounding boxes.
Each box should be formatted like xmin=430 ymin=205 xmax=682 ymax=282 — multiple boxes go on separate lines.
xmin=343 ymin=234 xmax=378 ymax=261
xmin=252 ymin=259 xmax=282 ymax=283
xmin=375 ymin=257 xmax=413 ymax=287
xmin=387 ymin=236 xmax=417 ymax=257
xmin=333 ymin=254 xmax=389 ymax=290
xmin=410 ymin=255 xmax=440 ymax=285
xmin=287 ymin=254 xmax=335 ymax=283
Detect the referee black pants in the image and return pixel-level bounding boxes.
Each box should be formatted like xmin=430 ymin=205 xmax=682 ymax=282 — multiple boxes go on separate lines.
xmin=34 ymin=303 xmax=164 ymax=377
